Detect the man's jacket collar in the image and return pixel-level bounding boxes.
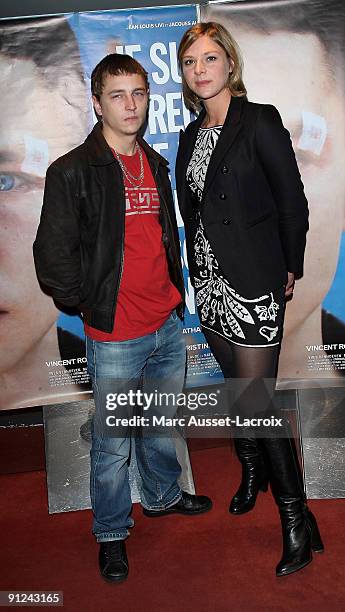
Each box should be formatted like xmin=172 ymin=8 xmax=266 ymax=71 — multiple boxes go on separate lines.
xmin=85 ymin=121 xmax=168 ymax=167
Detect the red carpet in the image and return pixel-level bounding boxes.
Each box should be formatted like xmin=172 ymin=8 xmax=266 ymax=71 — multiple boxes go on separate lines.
xmin=1 ymin=445 xmax=344 ymax=612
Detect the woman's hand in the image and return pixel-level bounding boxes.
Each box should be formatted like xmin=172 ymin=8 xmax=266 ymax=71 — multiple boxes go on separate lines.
xmin=285 ymin=272 xmax=295 ymax=298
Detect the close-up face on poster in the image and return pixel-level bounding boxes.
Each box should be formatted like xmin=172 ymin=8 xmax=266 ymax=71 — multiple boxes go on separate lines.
xmin=1 ymin=0 xmax=345 ymax=412
xmin=203 ymin=0 xmax=345 ymax=387
xmin=0 ymin=5 xmax=205 ymax=411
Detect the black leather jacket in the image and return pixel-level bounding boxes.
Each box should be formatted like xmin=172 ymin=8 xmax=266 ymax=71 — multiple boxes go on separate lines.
xmin=33 ymin=123 xmax=184 ymax=333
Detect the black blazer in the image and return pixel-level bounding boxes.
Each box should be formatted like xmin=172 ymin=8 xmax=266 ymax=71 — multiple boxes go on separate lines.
xmin=175 ymin=96 xmax=309 ymax=298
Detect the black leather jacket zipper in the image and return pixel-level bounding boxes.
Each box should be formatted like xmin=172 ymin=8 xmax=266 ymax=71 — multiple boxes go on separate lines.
xmin=154 ymin=165 xmax=185 ymax=316
xmin=110 ymin=167 xmax=126 ymax=327
xmin=153 ymin=164 xmax=180 ymax=267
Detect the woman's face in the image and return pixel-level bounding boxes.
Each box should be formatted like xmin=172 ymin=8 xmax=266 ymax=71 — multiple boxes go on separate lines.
xmin=181 ymin=35 xmax=232 ymax=104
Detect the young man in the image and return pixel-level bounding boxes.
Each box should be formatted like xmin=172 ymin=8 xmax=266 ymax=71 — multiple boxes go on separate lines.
xmin=33 ymin=54 xmax=212 ymax=583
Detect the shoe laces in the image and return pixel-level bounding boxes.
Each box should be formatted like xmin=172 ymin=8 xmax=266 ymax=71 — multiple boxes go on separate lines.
xmin=104 ymin=542 xmax=124 ymax=561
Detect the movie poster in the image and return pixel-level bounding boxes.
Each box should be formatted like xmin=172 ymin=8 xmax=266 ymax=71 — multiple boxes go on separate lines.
xmin=202 ymin=0 xmax=345 ymax=389
xmin=68 ymin=6 xmax=222 ymax=387
xmin=2 ymin=0 xmax=345 ymax=413
xmin=1 ymin=4 xmax=220 ymax=412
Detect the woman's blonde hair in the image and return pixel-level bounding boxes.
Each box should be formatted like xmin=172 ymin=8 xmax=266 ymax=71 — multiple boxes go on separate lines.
xmin=178 ymin=21 xmax=247 ymax=112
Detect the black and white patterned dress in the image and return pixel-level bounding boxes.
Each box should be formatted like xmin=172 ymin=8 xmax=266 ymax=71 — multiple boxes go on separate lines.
xmin=186 ymin=126 xmax=285 ymax=347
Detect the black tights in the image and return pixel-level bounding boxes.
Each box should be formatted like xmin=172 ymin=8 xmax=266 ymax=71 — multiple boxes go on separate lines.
xmin=202 ymin=328 xmax=280 ymax=421
xmin=203 ymin=330 xmax=305 ymax=501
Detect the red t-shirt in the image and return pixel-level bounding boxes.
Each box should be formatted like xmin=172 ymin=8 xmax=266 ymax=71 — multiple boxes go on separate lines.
xmin=85 ymin=146 xmax=181 ymax=341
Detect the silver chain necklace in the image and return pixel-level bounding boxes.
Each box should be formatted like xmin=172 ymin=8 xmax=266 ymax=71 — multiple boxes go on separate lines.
xmin=113 ymin=142 xmax=144 ymax=187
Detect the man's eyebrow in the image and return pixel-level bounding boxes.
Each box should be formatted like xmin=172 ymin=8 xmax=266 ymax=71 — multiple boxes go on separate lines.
xmin=0 ymin=149 xmax=20 ymax=163
xmin=107 ymin=87 xmax=147 ymax=94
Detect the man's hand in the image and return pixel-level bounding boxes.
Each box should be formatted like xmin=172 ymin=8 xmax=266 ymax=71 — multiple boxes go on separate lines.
xmin=285 ymin=272 xmax=295 ymax=298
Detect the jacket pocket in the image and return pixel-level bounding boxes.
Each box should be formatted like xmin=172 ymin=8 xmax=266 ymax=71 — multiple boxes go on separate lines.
xmin=245 ymin=211 xmax=273 ymax=228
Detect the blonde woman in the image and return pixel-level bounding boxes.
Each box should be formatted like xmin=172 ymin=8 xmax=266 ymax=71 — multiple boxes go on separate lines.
xmin=176 ymin=21 xmax=323 ymax=577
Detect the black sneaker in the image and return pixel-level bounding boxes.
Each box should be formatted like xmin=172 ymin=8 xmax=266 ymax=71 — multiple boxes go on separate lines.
xmin=143 ymin=491 xmax=212 ymax=517
xmin=99 ymin=540 xmax=129 ymax=583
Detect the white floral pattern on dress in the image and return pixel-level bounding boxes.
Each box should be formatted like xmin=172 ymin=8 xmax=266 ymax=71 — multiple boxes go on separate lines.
xmin=193 ymin=216 xmax=280 ymax=342
xmin=186 ymin=126 xmax=222 ymax=201
xmin=254 ymin=302 xmax=279 ymax=322
xmin=187 ymin=126 xmax=282 ymax=346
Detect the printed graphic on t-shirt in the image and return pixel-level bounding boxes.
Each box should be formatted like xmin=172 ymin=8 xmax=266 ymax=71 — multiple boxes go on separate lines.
xmin=125 ymin=186 xmax=160 ymax=216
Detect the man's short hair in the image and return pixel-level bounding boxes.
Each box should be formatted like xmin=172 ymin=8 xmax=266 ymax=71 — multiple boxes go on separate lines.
xmin=91 ymin=53 xmax=149 ymax=100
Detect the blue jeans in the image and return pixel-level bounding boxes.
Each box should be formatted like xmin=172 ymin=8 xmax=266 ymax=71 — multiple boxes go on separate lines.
xmin=86 ymin=311 xmax=186 ymax=542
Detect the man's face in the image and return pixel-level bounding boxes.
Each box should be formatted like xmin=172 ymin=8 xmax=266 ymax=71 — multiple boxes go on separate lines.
xmin=230 ymin=28 xmax=345 ymax=337
xmin=92 ymin=72 xmax=148 ymax=139
xmin=0 ymin=54 xmax=87 ymax=375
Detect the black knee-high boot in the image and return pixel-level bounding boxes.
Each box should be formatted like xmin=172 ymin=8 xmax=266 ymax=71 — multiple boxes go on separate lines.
xmin=229 ymin=437 xmax=268 ymax=514
xmin=261 ymin=435 xmax=324 ymax=577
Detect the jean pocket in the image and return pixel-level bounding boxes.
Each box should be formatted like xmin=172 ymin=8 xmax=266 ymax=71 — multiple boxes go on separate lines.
xmin=170 ymin=309 xmax=178 ymax=321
